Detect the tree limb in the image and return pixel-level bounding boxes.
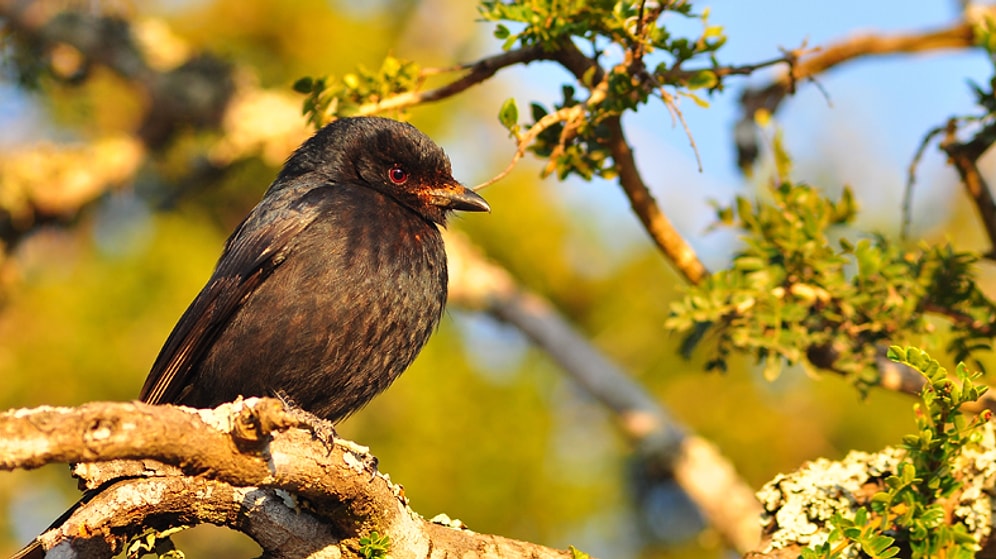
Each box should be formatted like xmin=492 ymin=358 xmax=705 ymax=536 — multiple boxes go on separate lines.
xmin=603 ymin=115 xmax=710 ymax=285
xmin=0 ymin=399 xmax=577 ymax=559
xmin=445 ymin=231 xmax=759 ymax=552
xmin=736 ymin=16 xmax=980 ymax=170
xmin=356 ymin=45 xmax=556 ymax=116
xmin=940 ymin=119 xmax=996 ymax=259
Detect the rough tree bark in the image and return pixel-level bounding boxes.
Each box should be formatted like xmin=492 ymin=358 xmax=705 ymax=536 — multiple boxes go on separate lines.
xmin=0 ymin=398 xmax=577 ymax=559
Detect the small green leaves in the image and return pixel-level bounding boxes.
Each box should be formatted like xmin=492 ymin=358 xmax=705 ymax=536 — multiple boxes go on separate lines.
xmin=498 ymin=97 xmax=519 ymax=134
xmin=358 ymin=531 xmax=391 ymax=559
xmin=799 ymin=349 xmax=989 ymax=559
xmin=525 ymin=95 xmax=614 ymax=181
xmin=477 ymin=0 xmax=731 ymax=178
xmin=296 ymin=56 xmax=421 ymax=128
xmin=292 ymin=76 xmax=315 ymax=94
xmin=866 ymin=347 xmax=989 ymax=558
xmin=971 ymin=8 xmax=996 ymax=56
xmin=685 ymin=70 xmax=717 ymax=90
xmin=800 ymin=509 xmax=899 ymax=559
xmin=668 ymin=180 xmax=996 ymax=390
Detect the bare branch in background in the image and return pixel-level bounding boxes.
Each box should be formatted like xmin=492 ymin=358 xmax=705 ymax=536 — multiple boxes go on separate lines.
xmin=445 ymin=231 xmax=760 ymax=552
xmin=0 ymin=1 xmax=312 ymax=255
xmin=940 ymin=119 xmax=996 ymax=258
xmin=736 ymin=16 xmax=980 ymax=170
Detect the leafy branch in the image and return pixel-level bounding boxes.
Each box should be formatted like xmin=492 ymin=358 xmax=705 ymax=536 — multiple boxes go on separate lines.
xmin=666 ymin=178 xmax=996 ymax=390
xmin=293 ymin=1 xmax=798 ymax=285
xmin=799 ymin=347 xmax=992 ymax=559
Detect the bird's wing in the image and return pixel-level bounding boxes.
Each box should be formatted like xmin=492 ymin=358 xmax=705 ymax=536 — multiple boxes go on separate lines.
xmin=139 ymin=186 xmax=328 ymax=405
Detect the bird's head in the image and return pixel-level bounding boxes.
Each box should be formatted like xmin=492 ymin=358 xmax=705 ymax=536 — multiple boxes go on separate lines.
xmin=278 ymin=116 xmax=490 ymax=225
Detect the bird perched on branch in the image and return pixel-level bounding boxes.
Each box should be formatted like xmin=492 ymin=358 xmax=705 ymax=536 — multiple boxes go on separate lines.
xmin=140 ymin=115 xmax=490 ymax=420
xmin=13 ymin=116 xmax=489 ymax=558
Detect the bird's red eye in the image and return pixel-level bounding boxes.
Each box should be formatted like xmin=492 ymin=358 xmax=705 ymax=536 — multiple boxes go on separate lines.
xmin=388 ymin=166 xmax=408 ymax=185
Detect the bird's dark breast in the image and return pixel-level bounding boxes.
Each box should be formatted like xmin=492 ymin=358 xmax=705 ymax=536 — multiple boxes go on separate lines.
xmin=178 ymin=186 xmax=447 ymax=422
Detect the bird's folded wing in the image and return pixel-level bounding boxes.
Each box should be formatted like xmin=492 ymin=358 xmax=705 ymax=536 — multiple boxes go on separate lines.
xmin=139 ymin=186 xmax=329 ymax=405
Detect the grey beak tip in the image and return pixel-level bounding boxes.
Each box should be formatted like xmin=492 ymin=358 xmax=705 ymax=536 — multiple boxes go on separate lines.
xmin=432 ymin=185 xmax=491 ymax=213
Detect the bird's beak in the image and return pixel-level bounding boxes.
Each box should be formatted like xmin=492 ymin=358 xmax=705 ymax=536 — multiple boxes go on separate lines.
xmin=427 ymin=182 xmax=491 ymax=213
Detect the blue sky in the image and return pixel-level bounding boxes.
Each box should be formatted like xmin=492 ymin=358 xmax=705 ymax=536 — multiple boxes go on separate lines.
xmin=442 ymin=1 xmax=994 ymax=268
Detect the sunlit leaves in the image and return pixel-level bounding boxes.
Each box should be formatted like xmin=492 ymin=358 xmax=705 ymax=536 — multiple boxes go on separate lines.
xmin=799 ymin=348 xmax=989 ymax=559
xmin=295 ymin=55 xmax=421 ymax=128
xmin=479 ymin=0 xmax=642 ymax=51
xmin=498 ymin=97 xmax=520 ymax=135
xmin=475 ymin=1 xmax=728 ymax=182
xmin=800 ymin=509 xmax=899 ymax=559
xmin=526 ymin=92 xmax=614 ymax=181
xmin=872 ymin=348 xmax=986 ymax=558
xmin=666 ymin=182 xmax=996 ymax=389
xmin=358 ymin=531 xmax=391 ymax=559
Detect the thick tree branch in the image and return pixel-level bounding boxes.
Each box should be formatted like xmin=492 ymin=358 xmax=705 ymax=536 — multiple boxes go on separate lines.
xmin=0 ymin=398 xmax=578 ymax=559
xmin=38 ymin=478 xmax=343 ymax=559
xmin=445 ymin=231 xmax=759 ymax=552
xmin=603 ymin=115 xmax=710 ymax=285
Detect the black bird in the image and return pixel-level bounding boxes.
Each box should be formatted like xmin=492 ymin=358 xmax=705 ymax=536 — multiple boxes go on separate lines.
xmin=13 ymin=116 xmax=489 ymax=558
xmin=141 ymin=115 xmax=489 ymax=420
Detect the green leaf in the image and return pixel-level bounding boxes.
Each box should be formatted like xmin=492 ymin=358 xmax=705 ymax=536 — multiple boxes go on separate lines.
xmin=684 ymin=91 xmax=710 ymax=108
xmin=292 ymin=76 xmax=314 ymax=93
xmin=358 ymin=531 xmax=391 ymax=559
xmin=381 ymin=55 xmax=401 ymax=76
xmin=498 ymin=97 xmax=519 ymax=131
xmin=686 ymin=70 xmax=718 ymax=90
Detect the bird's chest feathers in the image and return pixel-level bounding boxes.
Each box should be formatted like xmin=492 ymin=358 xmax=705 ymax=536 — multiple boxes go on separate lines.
xmin=287 ymin=211 xmax=445 ymax=305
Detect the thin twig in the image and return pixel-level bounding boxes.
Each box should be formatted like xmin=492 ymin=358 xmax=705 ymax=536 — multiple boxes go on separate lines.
xmin=940 ymin=121 xmax=996 ymax=259
xmin=472 ymin=106 xmax=579 ymax=191
xmin=544 ymin=42 xmax=710 ymax=284
xmin=903 ymin=123 xmax=949 ymax=240
xmin=660 ymin=89 xmax=704 ymax=172
xmin=740 ymin=20 xmax=977 ymax=127
xmin=356 ymin=45 xmax=554 ymax=116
